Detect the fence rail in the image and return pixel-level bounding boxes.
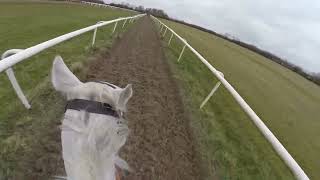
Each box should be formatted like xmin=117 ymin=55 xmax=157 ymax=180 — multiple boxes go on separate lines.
xmin=150 ymin=15 xmax=309 ymax=180
xmin=0 ymin=8 xmax=309 ymax=179
xmin=0 ymin=14 xmax=145 ymax=109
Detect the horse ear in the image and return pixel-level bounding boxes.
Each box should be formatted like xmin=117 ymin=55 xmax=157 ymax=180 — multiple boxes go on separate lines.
xmin=117 ymin=84 xmax=133 ymax=111
xmin=51 ymin=56 xmax=82 ymax=93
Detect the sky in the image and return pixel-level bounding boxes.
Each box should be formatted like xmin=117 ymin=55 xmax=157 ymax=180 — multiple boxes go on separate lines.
xmin=104 ymin=0 xmax=320 ymax=73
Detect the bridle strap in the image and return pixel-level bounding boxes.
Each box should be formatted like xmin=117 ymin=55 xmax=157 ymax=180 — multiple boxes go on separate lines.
xmin=93 ymin=80 xmax=117 ymax=89
xmin=65 ymin=99 xmax=119 ymax=118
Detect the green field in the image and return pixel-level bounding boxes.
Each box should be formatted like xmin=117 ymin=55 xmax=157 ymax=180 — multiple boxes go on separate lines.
xmin=0 ymin=1 xmax=135 ymax=178
xmin=1 ymin=1 xmax=319 ymax=179
xmin=160 ymin=19 xmax=320 ymax=179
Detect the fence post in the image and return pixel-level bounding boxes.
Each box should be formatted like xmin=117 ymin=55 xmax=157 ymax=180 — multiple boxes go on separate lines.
xmin=1 ymin=49 xmax=31 ymax=109
xmin=122 ymin=19 xmax=128 ymax=28
xmin=178 ymin=44 xmax=186 ymax=62
xmin=149 ymin=16 xmax=310 ymax=180
xmin=160 ymin=25 xmax=164 ymax=33
xmin=200 ymin=72 xmax=224 ymax=109
xmin=162 ymin=27 xmax=168 ymax=37
xmin=168 ymin=33 xmax=174 ymax=45
xmin=92 ymin=27 xmax=98 ymax=46
xmin=112 ymin=21 xmax=118 ymax=34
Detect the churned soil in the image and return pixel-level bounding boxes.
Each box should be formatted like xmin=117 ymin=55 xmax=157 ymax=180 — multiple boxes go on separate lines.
xmin=87 ymin=17 xmax=200 ymax=180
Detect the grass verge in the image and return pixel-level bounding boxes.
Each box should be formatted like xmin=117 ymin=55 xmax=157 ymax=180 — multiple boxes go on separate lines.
xmin=0 ymin=1 xmax=136 ymax=179
xmin=158 ymin=18 xmax=320 ymax=179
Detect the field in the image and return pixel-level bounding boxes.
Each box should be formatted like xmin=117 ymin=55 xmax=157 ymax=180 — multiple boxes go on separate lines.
xmin=1 ymin=1 xmax=320 ymax=180
xmin=0 ymin=1 xmax=135 ymax=178
xmin=161 ymin=19 xmax=320 ymax=179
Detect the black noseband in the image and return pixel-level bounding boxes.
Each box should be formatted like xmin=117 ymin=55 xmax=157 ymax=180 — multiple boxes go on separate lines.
xmin=65 ymin=99 xmax=119 ymax=118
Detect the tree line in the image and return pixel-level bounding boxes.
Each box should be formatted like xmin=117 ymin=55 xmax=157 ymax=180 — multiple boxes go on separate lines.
xmin=108 ymin=3 xmax=169 ymax=18
xmin=80 ymin=0 xmax=320 ymax=86
xmin=166 ymin=18 xmax=320 ymax=85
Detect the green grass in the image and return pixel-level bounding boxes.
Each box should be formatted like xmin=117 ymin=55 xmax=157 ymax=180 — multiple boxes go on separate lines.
xmin=0 ymin=1 xmax=135 ymax=178
xmin=159 ymin=19 xmax=320 ymax=179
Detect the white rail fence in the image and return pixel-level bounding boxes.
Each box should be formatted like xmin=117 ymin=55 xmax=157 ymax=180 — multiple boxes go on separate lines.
xmin=0 ymin=14 xmax=145 ymax=109
xmin=151 ymin=15 xmax=309 ymax=180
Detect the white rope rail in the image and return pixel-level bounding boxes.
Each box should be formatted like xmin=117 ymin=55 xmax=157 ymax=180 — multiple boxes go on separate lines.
xmin=151 ymin=15 xmax=309 ymax=180
xmin=0 ymin=14 xmax=145 ymax=108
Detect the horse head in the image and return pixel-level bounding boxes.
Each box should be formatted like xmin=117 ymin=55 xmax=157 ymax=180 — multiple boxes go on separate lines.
xmin=51 ymin=56 xmax=132 ymax=180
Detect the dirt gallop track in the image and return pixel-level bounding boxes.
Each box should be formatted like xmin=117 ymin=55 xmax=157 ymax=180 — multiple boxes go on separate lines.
xmin=87 ymin=17 xmax=200 ymax=180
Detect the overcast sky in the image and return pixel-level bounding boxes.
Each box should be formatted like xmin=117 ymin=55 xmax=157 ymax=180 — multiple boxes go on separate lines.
xmin=104 ymin=0 xmax=320 ymax=73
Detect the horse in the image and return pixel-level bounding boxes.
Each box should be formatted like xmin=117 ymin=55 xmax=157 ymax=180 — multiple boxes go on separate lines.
xmin=51 ymin=56 xmax=132 ymax=180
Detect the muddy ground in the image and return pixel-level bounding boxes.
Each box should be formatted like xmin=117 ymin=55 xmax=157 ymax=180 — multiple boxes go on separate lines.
xmin=87 ymin=17 xmax=200 ymax=180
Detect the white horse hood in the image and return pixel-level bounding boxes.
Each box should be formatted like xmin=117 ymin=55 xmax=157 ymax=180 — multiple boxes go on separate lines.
xmin=61 ymin=111 xmax=128 ymax=180
xmin=51 ymin=56 xmax=132 ymax=180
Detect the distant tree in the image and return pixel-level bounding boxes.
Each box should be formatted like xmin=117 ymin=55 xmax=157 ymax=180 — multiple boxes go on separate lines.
xmin=145 ymin=8 xmax=168 ymax=18
xmin=82 ymin=0 xmax=104 ymax=4
xmin=107 ymin=2 xmax=168 ymax=18
xmin=135 ymin=5 xmax=145 ymax=12
xmin=109 ymin=2 xmax=136 ymax=11
xmin=81 ymin=0 xmax=320 ymax=86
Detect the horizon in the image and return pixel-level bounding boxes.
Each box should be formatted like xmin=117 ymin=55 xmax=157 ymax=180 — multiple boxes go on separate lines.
xmin=104 ymin=0 xmax=320 ymax=73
